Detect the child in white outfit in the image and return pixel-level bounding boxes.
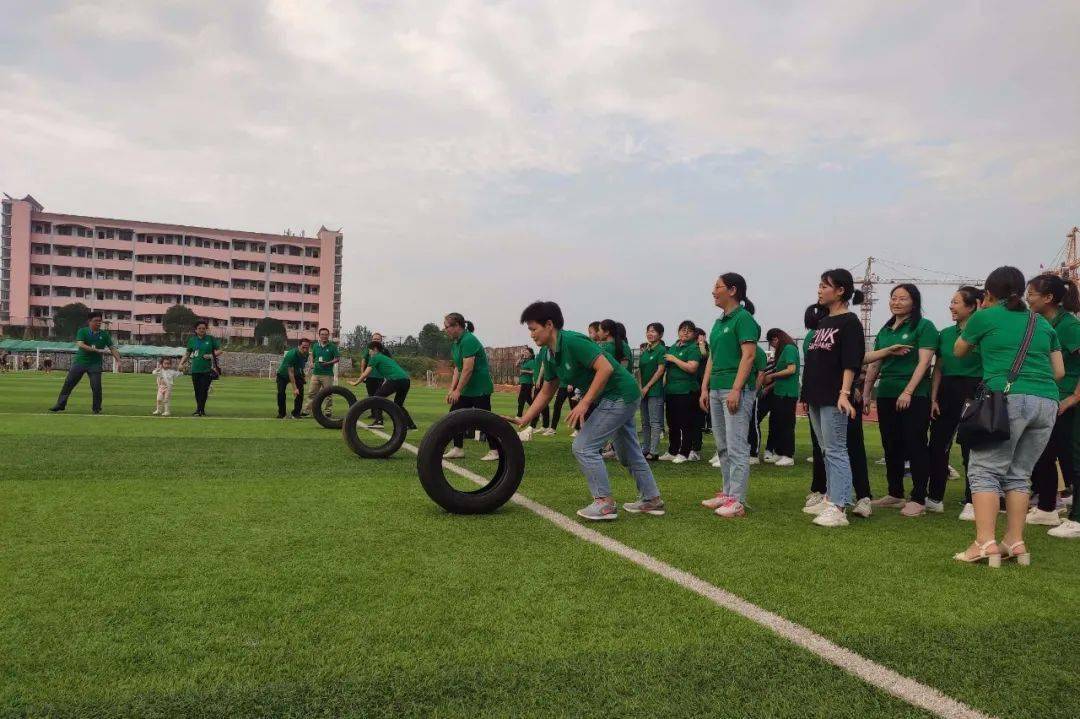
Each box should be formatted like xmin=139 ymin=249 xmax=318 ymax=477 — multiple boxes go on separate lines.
xmin=152 ymin=358 xmax=182 ymax=416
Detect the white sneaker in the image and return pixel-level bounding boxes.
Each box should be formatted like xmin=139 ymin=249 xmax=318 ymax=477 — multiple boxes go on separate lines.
xmin=1065 ymin=495 xmax=1075 ymax=508
xmin=542 ymin=428 xmax=557 ymax=437
xmin=601 ymin=449 xmax=616 ymax=460
xmin=925 ymin=498 xmax=945 ymax=514
xmin=518 ymin=427 xmax=534 ymax=442
xmin=687 ymin=451 xmax=701 ymax=462
xmin=1026 ymin=507 xmax=1062 ymax=526
xmin=162 ymin=410 xmax=171 ymax=417
xmin=671 ymin=454 xmax=689 ymax=464
xmin=443 ymin=447 xmax=466 ymax=459
xmin=958 ymin=503 xmax=975 ymax=521
xmin=947 ymin=465 xmax=960 ymax=480
xmin=773 ymin=456 xmax=795 ymax=467
xmin=763 ymin=451 xmax=778 ymax=463
xmin=152 ymin=408 xmax=161 ymax=415
xmin=812 ymin=503 xmax=849 ymax=527
xmin=803 ymin=499 xmax=829 ymax=516
xmin=1057 ymin=500 xmax=1070 ymax=516
xmin=803 ymin=491 xmax=825 ymax=509
xmin=876 ymin=457 xmax=887 ymax=465
xmin=710 ymin=453 xmax=719 ymax=464
xmin=748 ymin=456 xmax=760 ymax=465
xmin=1047 ymin=519 xmax=1080 ymax=539
xmin=658 ymin=453 xmax=676 ymax=462
xmin=851 ymin=497 xmax=872 ymax=518
xmin=805 ymin=456 xmax=814 ymax=463
xmin=570 ymin=430 xmax=579 ymax=438
xmin=710 ymin=457 xmax=722 ymax=468
xmin=480 ymin=450 xmax=500 ymax=462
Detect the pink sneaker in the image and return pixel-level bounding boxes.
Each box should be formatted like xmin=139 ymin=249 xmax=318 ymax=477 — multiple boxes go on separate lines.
xmin=701 ymin=492 xmax=730 ymax=509
xmin=715 ymin=499 xmax=746 ymax=518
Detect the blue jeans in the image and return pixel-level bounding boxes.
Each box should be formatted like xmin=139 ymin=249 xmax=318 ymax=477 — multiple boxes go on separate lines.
xmin=808 ymin=403 xmax=852 ymax=507
xmin=709 ymin=388 xmax=756 ymax=503
xmin=640 ymin=395 xmax=664 ymax=454
xmin=573 ymin=398 xmax=661 ymax=500
xmin=968 ymin=394 xmax=1057 ymax=496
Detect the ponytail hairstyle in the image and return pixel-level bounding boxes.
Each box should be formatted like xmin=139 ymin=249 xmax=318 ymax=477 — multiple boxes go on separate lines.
xmin=765 ymin=328 xmax=796 ymax=353
xmin=956 ymin=285 xmax=984 ymax=311
xmin=984 ymin=266 xmax=1027 ymax=311
xmin=600 ymin=319 xmax=626 ymax=361
xmin=1028 ymin=273 xmax=1080 ymax=313
xmin=820 ymin=268 xmax=865 ymax=306
xmin=465 ymin=320 xmax=475 ymax=333
xmin=720 ymin=272 xmax=755 ymax=314
xmin=804 ymin=303 xmax=827 ymax=331
xmin=882 ymin=283 xmax=923 ymax=331
xmin=444 ymin=312 xmax=466 ymax=329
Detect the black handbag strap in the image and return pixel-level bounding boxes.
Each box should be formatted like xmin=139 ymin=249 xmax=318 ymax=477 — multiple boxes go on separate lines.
xmin=1004 ymin=312 xmax=1038 ymax=393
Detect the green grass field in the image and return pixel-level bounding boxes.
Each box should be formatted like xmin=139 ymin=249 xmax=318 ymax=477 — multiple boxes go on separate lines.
xmin=2 ymin=372 xmax=1078 ymax=718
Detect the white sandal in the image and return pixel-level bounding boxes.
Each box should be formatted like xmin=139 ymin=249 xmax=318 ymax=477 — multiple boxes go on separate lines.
xmin=953 ymin=539 xmax=1001 ymax=567
xmin=998 ymin=540 xmax=1031 ymax=566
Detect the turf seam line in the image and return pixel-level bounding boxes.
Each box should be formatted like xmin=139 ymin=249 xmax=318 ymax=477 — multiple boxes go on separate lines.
xmin=394 ymin=437 xmax=994 ymax=719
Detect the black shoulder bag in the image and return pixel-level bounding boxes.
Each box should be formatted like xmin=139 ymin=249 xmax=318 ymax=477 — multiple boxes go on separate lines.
xmin=956 ymin=312 xmax=1037 ymax=448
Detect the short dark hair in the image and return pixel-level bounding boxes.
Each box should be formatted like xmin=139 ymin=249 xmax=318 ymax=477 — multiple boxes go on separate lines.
xmin=318 ymin=327 xmax=330 ymax=334
xmin=588 ymin=321 xmax=601 ymax=331
xmin=678 ymin=320 xmax=696 ymax=333
xmin=520 ymin=301 xmax=565 ymax=329
xmin=298 ymin=337 xmax=312 ymax=345
xmin=367 ymin=340 xmax=385 ymax=353
xmin=195 ymin=320 xmax=208 ymax=329
xmin=87 ymin=311 xmax=103 ymax=321
xmin=647 ymin=322 xmax=665 ymax=337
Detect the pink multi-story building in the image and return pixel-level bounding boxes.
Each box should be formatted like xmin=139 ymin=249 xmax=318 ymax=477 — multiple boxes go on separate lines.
xmin=1 ymin=194 xmax=342 ymax=341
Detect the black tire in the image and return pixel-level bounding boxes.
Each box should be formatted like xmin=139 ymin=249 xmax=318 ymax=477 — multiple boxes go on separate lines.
xmin=312 ymin=385 xmax=358 ymax=430
xmin=415 ymin=409 xmax=525 ymax=514
xmin=341 ymin=397 xmax=408 ymax=459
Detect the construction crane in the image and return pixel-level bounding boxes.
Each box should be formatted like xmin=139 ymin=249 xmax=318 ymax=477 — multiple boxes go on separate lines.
xmin=853 ymin=256 xmax=982 ymax=340
xmin=1042 ymin=226 xmax=1080 ymax=281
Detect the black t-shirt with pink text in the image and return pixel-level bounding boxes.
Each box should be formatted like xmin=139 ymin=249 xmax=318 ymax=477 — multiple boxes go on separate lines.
xmin=803 ymin=312 xmax=865 ymax=406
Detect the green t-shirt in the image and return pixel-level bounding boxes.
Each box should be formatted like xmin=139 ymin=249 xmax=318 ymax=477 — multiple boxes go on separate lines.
xmin=772 ymin=343 xmax=801 ymax=398
xmin=754 ymin=346 xmax=767 ymax=374
xmin=637 ymin=342 xmax=667 ymax=398
xmin=310 ymin=341 xmax=339 ymax=376
xmin=451 ymin=331 xmax=494 ymax=397
xmin=367 ymin=352 xmax=408 ymax=381
xmin=597 ymin=339 xmax=632 ymax=369
xmin=361 ymin=349 xmax=382 ymax=380
xmin=277 ymin=347 xmax=308 ymax=378
xmin=936 ymin=324 xmax=982 ymax=379
xmin=518 ymin=358 xmax=537 ymax=385
xmin=185 ymin=334 xmax=220 ymax=374
xmin=537 ymin=346 xmax=569 ymax=388
xmin=665 ymin=340 xmax=702 ymax=395
xmin=621 ymin=341 xmax=634 ymax=373
xmin=707 ymin=306 xmax=761 ymax=390
xmin=544 ymin=330 xmax=640 ymax=404
xmin=874 ymin=317 xmax=939 ymax=398
xmin=960 ymin=304 xmax=1060 ymax=402
xmin=74 ymin=326 xmax=113 ymax=368
xmin=1050 ymin=310 xmax=1080 ymax=398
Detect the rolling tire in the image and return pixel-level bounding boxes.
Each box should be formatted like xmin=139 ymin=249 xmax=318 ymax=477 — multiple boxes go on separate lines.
xmin=341 ymin=397 xmax=408 ymax=459
xmin=416 ymin=409 xmax=525 ymax=514
xmin=312 ymin=385 xmax=358 ymax=430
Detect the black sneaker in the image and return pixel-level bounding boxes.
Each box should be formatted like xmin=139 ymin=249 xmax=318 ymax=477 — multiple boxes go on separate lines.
xmin=277 ymin=414 xmax=286 ymax=419
xmin=92 ymin=409 xmax=101 ymax=415
xmin=298 ymin=413 xmax=311 ymax=418
xmin=48 ymin=405 xmax=65 ymax=413
xmin=192 ymin=411 xmax=202 ymax=417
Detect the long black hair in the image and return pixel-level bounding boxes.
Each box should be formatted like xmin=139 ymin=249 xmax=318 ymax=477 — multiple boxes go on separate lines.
xmin=820 ymin=268 xmax=865 ymax=306
xmin=600 ymin=319 xmax=626 ymax=362
xmin=984 ymin=267 xmax=1027 ymax=311
xmin=881 ymin=283 xmax=922 ymax=331
xmin=1028 ymin=273 xmax=1080 ymax=312
xmin=720 ymin=272 xmax=755 ymax=314
xmin=804 ymin=304 xmax=827 ymax=331
xmin=766 ymin=328 xmax=796 ymax=353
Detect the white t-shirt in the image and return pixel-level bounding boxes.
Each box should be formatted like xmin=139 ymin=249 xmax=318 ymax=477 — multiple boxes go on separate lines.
xmin=153 ymin=367 xmax=182 ymax=388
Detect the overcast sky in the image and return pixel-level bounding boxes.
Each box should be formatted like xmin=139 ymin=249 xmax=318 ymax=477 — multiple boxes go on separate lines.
xmin=2 ymin=1 xmax=1078 ymax=346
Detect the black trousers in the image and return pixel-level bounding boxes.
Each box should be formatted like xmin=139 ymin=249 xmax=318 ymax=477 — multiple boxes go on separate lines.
xmin=691 ymin=404 xmax=705 ymax=452
xmin=767 ymin=395 xmax=797 ymax=458
xmin=451 ymin=394 xmax=497 ymax=449
xmin=192 ymin=372 xmax=212 ymax=413
xmin=552 ymin=386 xmax=577 ymax=427
xmin=276 ymin=375 xmax=305 ymax=417
xmin=517 ymin=384 xmax=550 ymax=428
xmin=757 ymin=393 xmax=773 ymax=453
xmin=55 ymin=364 xmax=103 ymax=412
xmin=1031 ymin=405 xmax=1075 ymax=511
xmin=365 ymin=376 xmax=384 ymax=422
xmin=665 ymin=393 xmax=697 ymax=457
xmin=877 ymin=395 xmax=932 ymax=502
xmin=810 ymin=405 xmax=872 ymax=500
xmin=376 ymin=378 xmax=417 ymax=429
xmin=747 ymin=396 xmax=762 ymax=456
xmin=928 ymin=376 xmax=979 ymax=503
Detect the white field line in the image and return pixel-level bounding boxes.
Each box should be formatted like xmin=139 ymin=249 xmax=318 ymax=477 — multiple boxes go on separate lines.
xmin=390 ymin=435 xmax=994 ymax=719
xmin=0 ymin=412 xmax=281 ymax=421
